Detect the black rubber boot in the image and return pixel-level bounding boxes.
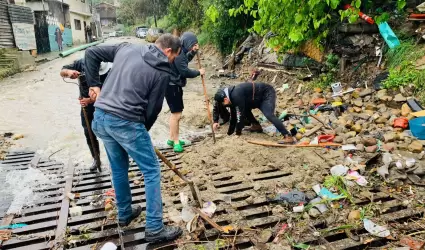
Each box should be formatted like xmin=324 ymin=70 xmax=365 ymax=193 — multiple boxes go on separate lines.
xmin=118 ymin=205 xmax=142 ymax=227
xmin=89 ymin=157 xmax=101 ymax=172
xmin=145 ymin=225 xmax=183 ymax=243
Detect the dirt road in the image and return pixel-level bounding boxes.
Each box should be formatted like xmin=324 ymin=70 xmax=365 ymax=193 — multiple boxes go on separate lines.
xmin=0 ymin=36 xmax=211 ymax=167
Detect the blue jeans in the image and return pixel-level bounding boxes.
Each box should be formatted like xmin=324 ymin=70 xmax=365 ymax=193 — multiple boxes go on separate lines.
xmin=92 ymin=108 xmax=163 ymax=233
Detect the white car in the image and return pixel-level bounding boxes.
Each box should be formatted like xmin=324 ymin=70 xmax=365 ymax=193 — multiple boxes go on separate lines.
xmin=108 ymin=31 xmax=116 ymax=37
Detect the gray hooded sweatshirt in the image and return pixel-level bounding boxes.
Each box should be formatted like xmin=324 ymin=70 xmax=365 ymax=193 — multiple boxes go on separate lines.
xmin=85 ymin=42 xmax=171 ymax=130
xmin=170 ymin=32 xmax=200 ymax=87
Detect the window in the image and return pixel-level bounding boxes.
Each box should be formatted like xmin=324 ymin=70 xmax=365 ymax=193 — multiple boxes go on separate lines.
xmin=74 ymin=19 xmax=81 ymax=30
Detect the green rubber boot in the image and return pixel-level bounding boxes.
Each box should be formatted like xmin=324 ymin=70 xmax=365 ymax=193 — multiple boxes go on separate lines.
xmin=173 ymin=143 xmax=184 ymax=153
xmin=167 ymin=140 xmax=186 ymax=147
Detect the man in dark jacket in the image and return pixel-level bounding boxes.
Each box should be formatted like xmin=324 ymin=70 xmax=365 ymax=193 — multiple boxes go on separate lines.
xmin=60 ymin=59 xmax=112 ymax=172
xmin=85 ymin=34 xmax=183 ymax=243
xmin=212 ymin=82 xmax=295 ymax=144
xmin=166 ymin=32 xmax=205 ymax=153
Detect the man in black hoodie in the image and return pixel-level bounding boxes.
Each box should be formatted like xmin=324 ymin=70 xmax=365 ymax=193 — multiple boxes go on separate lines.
xmin=60 ymin=59 xmax=112 ymax=172
xmin=212 ymin=82 xmax=295 ymax=144
xmin=85 ymin=34 xmax=183 ymax=243
xmin=166 ymin=32 xmax=205 ymax=153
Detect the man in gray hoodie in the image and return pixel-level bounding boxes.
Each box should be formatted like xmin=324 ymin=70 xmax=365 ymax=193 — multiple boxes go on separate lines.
xmin=85 ymin=34 xmax=183 ymax=243
xmin=166 ymin=32 xmax=205 ymax=153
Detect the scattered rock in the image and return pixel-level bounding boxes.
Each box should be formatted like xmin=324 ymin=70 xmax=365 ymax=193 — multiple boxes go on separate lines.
xmin=394 ymin=94 xmax=406 ymax=102
xmin=376 ymin=89 xmax=387 ymax=98
xmin=363 ymin=137 xmax=377 ymax=146
xmin=359 ymin=89 xmax=374 ymax=97
xmin=382 ymin=143 xmax=397 ymax=152
xmin=375 ymin=117 xmax=387 ymax=124
xmin=379 ymin=95 xmax=393 ymax=102
xmin=308 ymin=208 xmax=321 ymax=218
xmin=365 ymin=103 xmax=376 ymax=110
xmin=345 ymin=131 xmax=357 ymax=139
xmin=351 ymin=124 xmax=362 ymax=133
xmin=354 ymin=107 xmax=363 ymax=113
xmin=408 ymin=141 xmax=423 ymax=153
xmin=353 ymin=99 xmax=363 ymax=107
xmin=384 ymin=133 xmax=397 ymax=142
xmin=348 ymin=210 xmax=361 ymax=222
xmin=347 ymin=138 xmax=357 ymax=144
xmin=391 ymin=109 xmax=401 ymax=116
xmin=258 ymin=229 xmax=273 ymax=243
xmin=334 ymin=136 xmax=344 ymax=143
xmin=134 ymin=179 xmax=141 ymax=185
xmin=401 ymin=104 xmax=412 ymax=117
xmin=356 ymin=144 xmax=365 ymax=151
xmin=365 ymin=145 xmax=378 ymax=153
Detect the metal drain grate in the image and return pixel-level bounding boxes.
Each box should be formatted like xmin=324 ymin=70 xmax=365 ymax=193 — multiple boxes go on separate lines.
xmin=1 ymin=146 xmax=424 ymax=250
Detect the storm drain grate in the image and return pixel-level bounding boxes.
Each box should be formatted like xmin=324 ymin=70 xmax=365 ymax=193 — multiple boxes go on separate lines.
xmin=1 ymin=146 xmax=423 ymax=250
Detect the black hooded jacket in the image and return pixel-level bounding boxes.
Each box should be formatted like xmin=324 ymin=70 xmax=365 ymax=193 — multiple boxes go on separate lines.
xmin=170 ymin=32 xmax=200 ymax=87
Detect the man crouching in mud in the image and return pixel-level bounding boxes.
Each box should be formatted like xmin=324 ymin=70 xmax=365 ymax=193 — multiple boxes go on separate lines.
xmin=60 ymin=59 xmax=112 ymax=172
xmin=85 ymin=34 xmax=183 ymax=243
xmin=212 ymin=82 xmax=295 ymax=144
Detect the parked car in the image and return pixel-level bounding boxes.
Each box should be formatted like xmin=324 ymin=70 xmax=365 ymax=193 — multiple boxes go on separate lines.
xmin=109 ymin=31 xmax=116 ymax=37
xmin=116 ymin=31 xmax=124 ymax=37
xmin=145 ymin=28 xmax=164 ymax=43
xmin=136 ymin=26 xmax=148 ymax=38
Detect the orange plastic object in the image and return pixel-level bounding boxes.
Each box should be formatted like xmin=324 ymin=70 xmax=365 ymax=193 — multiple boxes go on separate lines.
xmin=318 ymin=135 xmax=335 ymax=143
xmin=312 ymin=98 xmax=327 ymax=105
xmin=394 ymin=117 xmax=409 ymax=129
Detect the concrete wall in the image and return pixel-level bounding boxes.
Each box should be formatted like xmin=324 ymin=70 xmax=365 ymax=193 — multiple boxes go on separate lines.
xmin=63 ymin=0 xmax=90 ymax=14
xmin=24 ymin=1 xmax=48 ymax=11
xmin=70 ymin=12 xmax=90 ymax=44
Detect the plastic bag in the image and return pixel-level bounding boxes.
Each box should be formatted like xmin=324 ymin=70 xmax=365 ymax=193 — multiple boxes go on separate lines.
xmin=378 ymin=22 xmax=400 ymax=49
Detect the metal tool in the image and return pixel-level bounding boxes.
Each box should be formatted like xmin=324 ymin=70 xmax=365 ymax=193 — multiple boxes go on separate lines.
xmin=78 ymin=74 xmax=101 ymax=172
xmin=196 ymin=53 xmax=216 ymax=143
xmin=154 ymin=147 xmax=202 ymax=207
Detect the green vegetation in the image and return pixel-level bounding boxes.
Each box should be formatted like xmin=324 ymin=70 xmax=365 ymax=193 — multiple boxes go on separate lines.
xmin=323 ymin=175 xmax=353 ymax=203
xmin=383 ymin=41 xmax=425 ymax=102
xmin=116 ymin=0 xmax=407 ymax=58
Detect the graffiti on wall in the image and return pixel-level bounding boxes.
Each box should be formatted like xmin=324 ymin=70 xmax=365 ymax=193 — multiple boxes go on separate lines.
xmin=47 ymin=16 xmax=73 ymax=52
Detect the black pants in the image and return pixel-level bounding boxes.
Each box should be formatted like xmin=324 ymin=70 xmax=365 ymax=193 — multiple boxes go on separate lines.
xmin=247 ymin=87 xmax=289 ymax=135
xmin=81 ymin=104 xmax=100 ymax=158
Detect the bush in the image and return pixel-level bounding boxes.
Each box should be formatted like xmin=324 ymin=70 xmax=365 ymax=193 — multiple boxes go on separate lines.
xmin=202 ymin=0 xmax=252 ymax=55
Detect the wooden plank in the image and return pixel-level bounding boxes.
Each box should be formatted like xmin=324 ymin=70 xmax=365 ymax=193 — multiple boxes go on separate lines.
xmin=52 ymin=160 xmax=75 ymax=249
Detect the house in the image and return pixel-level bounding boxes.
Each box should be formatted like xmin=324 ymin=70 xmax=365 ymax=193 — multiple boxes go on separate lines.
xmin=13 ymin=0 xmax=92 ymax=50
xmin=94 ymin=2 xmax=116 ymax=27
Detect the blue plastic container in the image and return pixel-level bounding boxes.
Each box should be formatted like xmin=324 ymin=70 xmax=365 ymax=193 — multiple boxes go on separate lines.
xmin=409 ymin=117 xmax=425 ymax=139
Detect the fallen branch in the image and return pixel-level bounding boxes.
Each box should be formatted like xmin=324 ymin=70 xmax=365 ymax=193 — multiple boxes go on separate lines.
xmin=247 ymin=140 xmax=341 ymax=148
xmin=194 ymin=208 xmax=225 ymax=233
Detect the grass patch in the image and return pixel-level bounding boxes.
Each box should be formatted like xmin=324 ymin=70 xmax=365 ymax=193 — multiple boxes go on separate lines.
xmin=383 ymin=40 xmax=425 ymax=102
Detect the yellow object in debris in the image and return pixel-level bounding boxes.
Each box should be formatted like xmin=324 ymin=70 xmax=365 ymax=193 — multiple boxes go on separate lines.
xmin=332 ymin=102 xmax=343 ymax=107
xmin=299 ymin=128 xmax=306 ymax=134
xmin=59 ymin=23 xmax=64 ymax=32
xmin=412 ymin=110 xmax=425 ymax=117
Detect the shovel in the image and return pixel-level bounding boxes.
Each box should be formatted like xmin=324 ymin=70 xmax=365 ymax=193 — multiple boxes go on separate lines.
xmin=154 ymin=148 xmax=202 ymax=207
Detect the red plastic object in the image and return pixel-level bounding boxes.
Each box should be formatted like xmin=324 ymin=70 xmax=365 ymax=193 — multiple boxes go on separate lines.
xmin=394 ymin=117 xmax=409 ymax=129
xmin=312 ymin=98 xmax=327 ymax=105
xmin=105 ymin=189 xmax=115 ymax=197
xmin=400 ymin=237 xmax=425 ymax=250
xmin=344 ymin=4 xmax=375 ymax=24
xmin=409 ymin=14 xmax=425 ymax=19
xmin=318 ymin=135 xmax=335 ymax=143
